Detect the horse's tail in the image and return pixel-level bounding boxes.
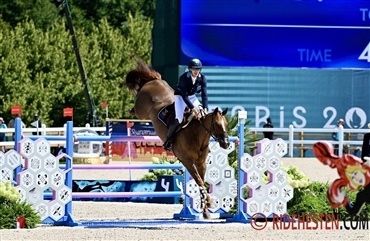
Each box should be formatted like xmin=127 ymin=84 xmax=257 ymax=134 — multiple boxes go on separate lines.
xmin=125 ymin=60 xmax=162 ymax=95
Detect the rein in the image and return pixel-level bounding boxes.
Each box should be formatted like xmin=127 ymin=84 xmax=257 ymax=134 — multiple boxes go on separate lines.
xmin=195 ymin=119 xmax=210 ymax=154
xmin=198 ymin=114 xmax=217 ymax=141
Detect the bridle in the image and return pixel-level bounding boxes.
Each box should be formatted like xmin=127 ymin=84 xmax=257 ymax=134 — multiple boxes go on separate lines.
xmin=198 ymin=112 xmax=228 ymax=144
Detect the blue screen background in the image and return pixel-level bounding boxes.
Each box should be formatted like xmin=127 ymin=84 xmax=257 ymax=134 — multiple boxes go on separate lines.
xmin=180 ymin=0 xmax=370 ymax=68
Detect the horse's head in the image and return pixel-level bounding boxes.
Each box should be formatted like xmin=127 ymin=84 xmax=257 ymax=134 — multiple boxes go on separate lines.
xmin=210 ymin=107 xmax=230 ymax=149
xmin=125 ymin=60 xmax=162 ymax=96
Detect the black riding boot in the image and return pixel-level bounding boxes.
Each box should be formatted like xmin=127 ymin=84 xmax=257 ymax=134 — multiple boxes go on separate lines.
xmin=163 ymin=119 xmax=180 ymax=151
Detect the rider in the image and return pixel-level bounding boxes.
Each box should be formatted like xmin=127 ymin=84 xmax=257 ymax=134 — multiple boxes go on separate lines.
xmin=163 ymin=58 xmax=208 ymax=151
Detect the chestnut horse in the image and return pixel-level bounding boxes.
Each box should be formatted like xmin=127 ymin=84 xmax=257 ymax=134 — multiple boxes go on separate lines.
xmin=125 ymin=61 xmax=230 ymax=219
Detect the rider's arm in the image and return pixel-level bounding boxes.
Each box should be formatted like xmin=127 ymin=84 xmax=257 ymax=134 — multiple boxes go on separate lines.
xmin=200 ymin=74 xmax=208 ymax=109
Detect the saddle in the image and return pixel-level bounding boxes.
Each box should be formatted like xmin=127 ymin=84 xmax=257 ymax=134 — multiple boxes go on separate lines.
xmin=157 ymin=103 xmax=194 ymax=130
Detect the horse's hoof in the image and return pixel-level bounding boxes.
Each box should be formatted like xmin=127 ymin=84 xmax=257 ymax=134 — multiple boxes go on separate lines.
xmin=129 ymin=108 xmax=135 ymax=116
xmin=203 ymin=212 xmax=211 ymax=219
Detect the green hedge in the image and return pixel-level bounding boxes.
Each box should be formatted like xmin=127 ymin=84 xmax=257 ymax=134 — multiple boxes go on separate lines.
xmin=0 ymin=182 xmax=41 ymax=229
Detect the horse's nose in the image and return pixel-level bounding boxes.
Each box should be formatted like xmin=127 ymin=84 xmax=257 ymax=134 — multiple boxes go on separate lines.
xmin=220 ymin=138 xmax=230 ymax=149
xmin=225 ymin=141 xmax=230 ymax=149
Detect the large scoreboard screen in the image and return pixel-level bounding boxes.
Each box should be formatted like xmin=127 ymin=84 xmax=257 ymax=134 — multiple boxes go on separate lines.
xmin=180 ymin=0 xmax=370 ymax=68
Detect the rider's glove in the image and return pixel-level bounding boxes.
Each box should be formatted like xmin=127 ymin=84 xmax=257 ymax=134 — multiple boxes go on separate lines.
xmin=192 ymin=108 xmax=200 ymax=119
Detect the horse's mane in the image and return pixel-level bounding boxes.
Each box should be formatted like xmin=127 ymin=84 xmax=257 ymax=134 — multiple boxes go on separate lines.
xmin=125 ymin=60 xmax=162 ymax=95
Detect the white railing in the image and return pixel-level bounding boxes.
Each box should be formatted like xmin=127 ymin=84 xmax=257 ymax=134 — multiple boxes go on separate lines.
xmin=0 ymin=124 xmax=105 ymax=148
xmin=0 ymin=123 xmax=367 ymax=157
xmin=250 ymin=125 xmax=367 ymax=157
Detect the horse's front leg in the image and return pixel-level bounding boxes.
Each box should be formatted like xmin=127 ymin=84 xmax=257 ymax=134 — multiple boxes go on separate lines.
xmin=199 ymin=185 xmax=211 ymax=219
xmin=195 ymin=150 xmax=215 ymax=211
xmin=192 ymin=150 xmax=214 ymax=219
xmin=183 ymin=153 xmax=213 ymax=219
xmin=193 ymin=166 xmax=211 ymax=219
xmin=182 ymin=159 xmax=211 ymax=219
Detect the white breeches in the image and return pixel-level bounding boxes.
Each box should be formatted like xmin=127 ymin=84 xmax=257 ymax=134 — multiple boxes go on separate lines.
xmin=174 ymin=95 xmax=201 ymax=122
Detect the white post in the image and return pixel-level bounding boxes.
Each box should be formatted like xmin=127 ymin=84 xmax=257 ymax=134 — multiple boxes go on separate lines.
xmin=127 ymin=123 xmax=132 ymax=180
xmin=63 ymin=123 xmax=67 ymax=137
xmin=338 ymin=125 xmax=344 ymax=156
xmin=289 ymin=124 xmax=294 ymax=157
xmin=41 ymin=124 xmax=46 ymax=136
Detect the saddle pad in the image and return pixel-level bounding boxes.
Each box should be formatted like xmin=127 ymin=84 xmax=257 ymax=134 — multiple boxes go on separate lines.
xmin=157 ymin=104 xmax=175 ymax=127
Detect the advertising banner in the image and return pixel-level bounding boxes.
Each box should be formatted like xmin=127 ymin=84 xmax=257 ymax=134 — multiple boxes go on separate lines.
xmin=110 ymin=121 xmax=174 ymax=161
xmin=180 ymin=0 xmax=370 ymax=68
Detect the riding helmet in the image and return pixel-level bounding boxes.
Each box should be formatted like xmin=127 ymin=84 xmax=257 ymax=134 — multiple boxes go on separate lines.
xmin=188 ymin=58 xmax=202 ymax=69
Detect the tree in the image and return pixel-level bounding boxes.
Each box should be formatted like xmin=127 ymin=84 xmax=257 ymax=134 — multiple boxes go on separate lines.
xmin=0 ymin=0 xmax=60 ymax=30
xmin=72 ymin=0 xmax=156 ymax=29
xmin=0 ymin=13 xmax=153 ymax=127
xmin=0 ymin=0 xmax=156 ymax=33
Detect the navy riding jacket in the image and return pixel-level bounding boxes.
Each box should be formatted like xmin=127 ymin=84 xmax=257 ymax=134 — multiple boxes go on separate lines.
xmin=174 ymin=71 xmax=208 ymax=110
xmin=361 ymin=132 xmax=370 ymax=162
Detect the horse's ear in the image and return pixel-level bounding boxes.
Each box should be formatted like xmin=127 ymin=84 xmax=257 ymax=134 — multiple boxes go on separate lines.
xmin=222 ymin=108 xmax=228 ymax=116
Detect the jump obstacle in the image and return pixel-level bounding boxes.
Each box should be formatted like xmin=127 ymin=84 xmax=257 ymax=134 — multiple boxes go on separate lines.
xmin=0 ymin=114 xmax=293 ymax=226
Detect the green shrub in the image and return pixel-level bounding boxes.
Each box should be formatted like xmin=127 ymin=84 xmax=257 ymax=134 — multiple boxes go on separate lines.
xmin=288 ymin=181 xmax=333 ymax=215
xmin=283 ymin=165 xmax=310 ymax=188
xmin=140 ymin=156 xmax=184 ymax=181
xmin=0 ymin=181 xmax=41 ymax=229
xmin=288 ymin=181 xmax=370 ymax=220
